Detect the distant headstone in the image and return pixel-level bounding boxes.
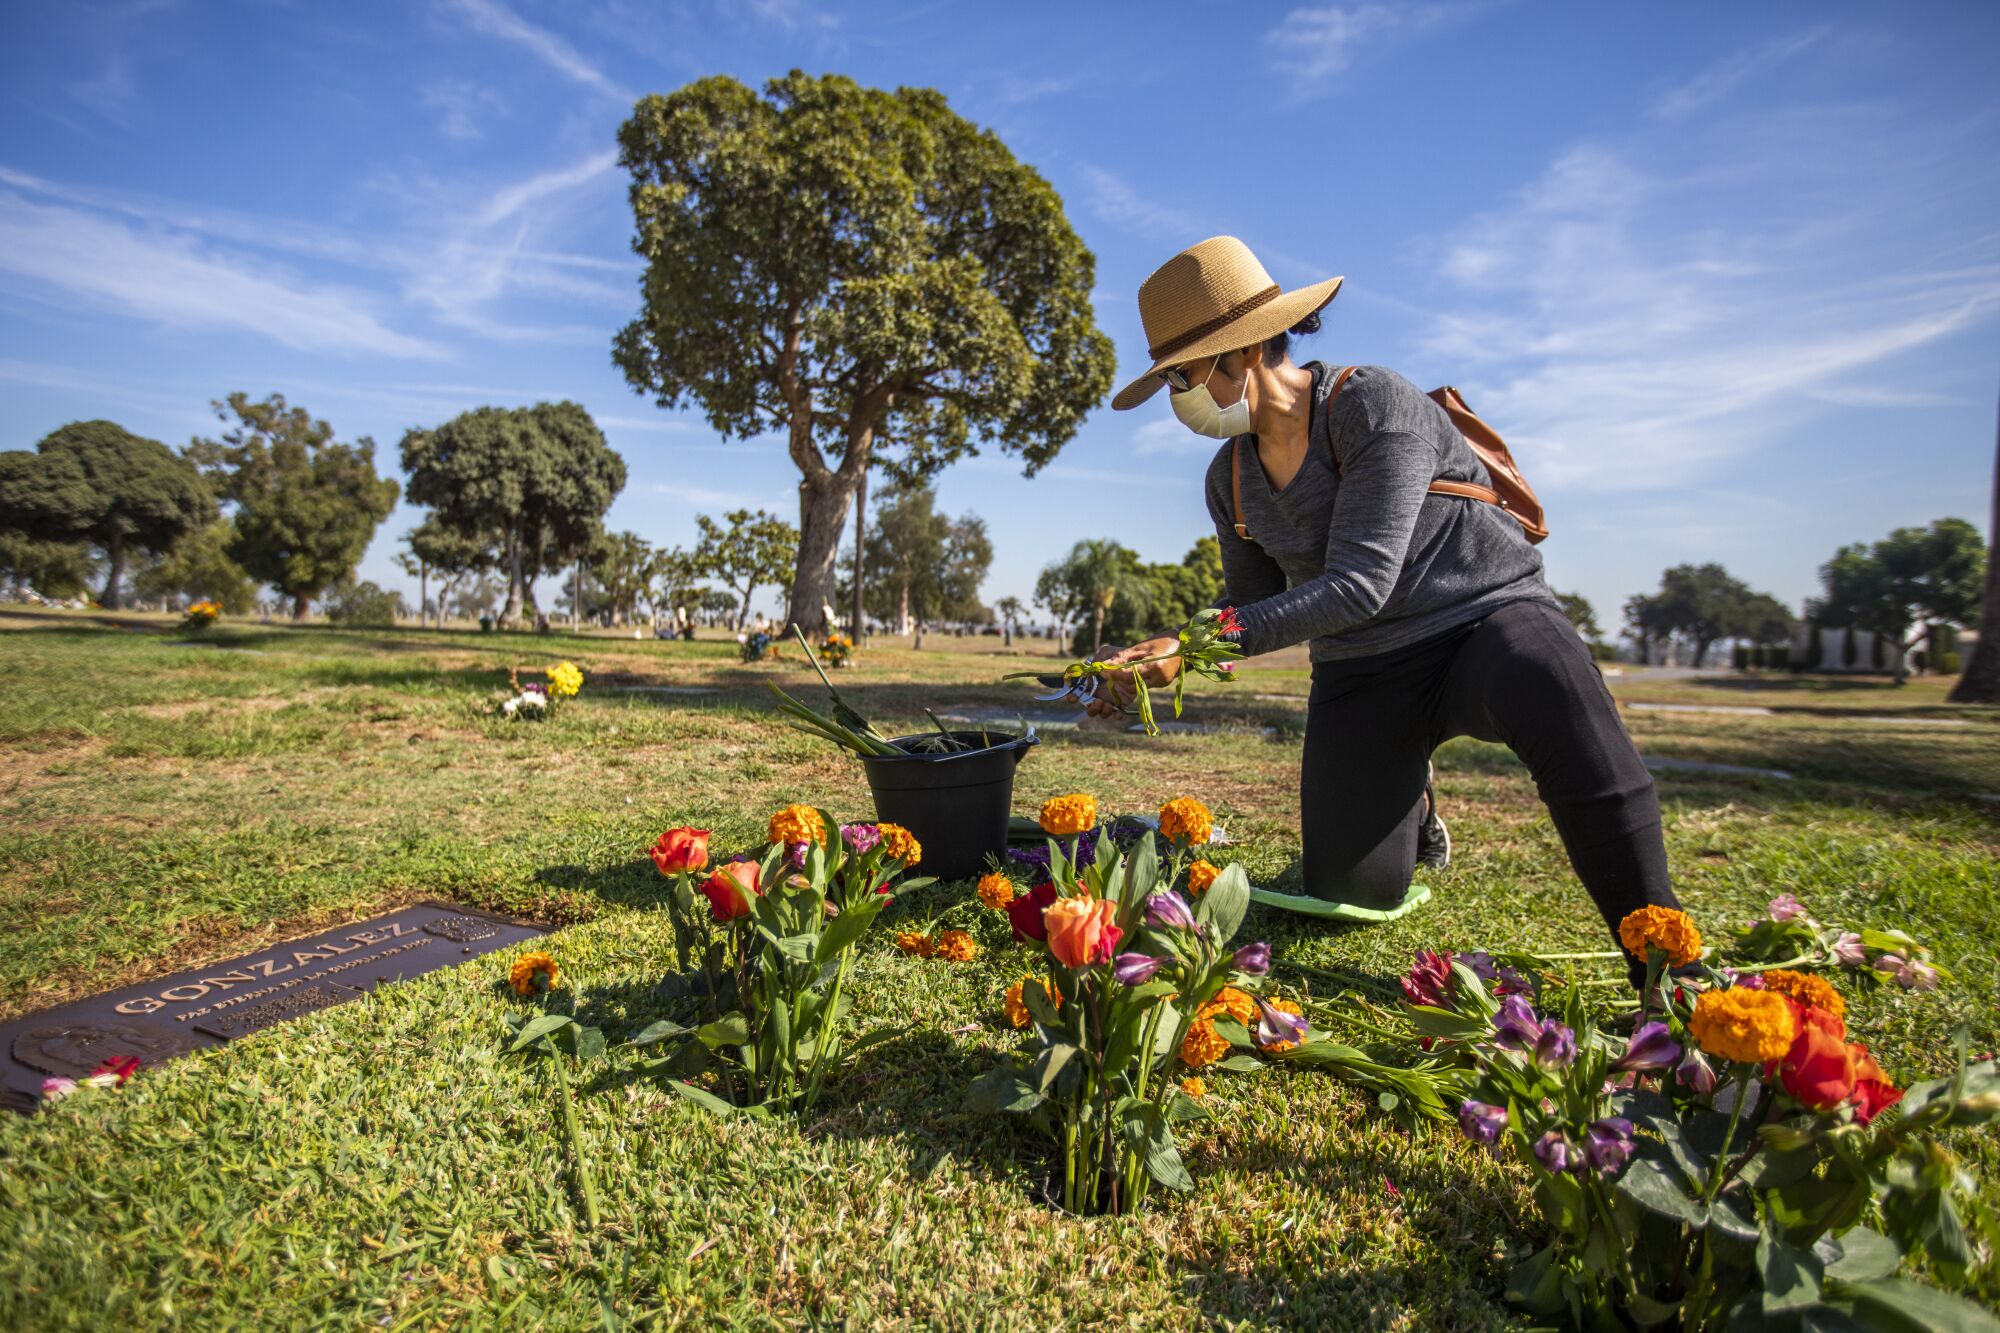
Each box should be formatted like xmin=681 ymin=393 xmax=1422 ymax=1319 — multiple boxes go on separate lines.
xmin=1 ymin=901 xmax=544 ymax=1112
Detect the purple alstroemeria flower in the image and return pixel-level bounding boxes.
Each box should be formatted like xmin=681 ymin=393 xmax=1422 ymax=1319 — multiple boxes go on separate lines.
xmin=1677 ymin=1049 xmax=1718 ymax=1096
xmin=1533 ymin=1131 xmax=1576 ymax=1174
xmin=786 ymin=841 xmax=810 ymax=868
xmin=1880 ymin=954 xmax=1939 ymax=991
xmin=839 ymin=823 xmax=882 ymax=855
xmin=1491 ymin=994 xmax=1542 ymax=1051
xmin=1461 ymin=951 xmax=1534 ymax=997
xmin=1533 ymin=1020 xmax=1577 ymax=1070
xmin=1612 ymin=1020 xmax=1682 ymax=1074
xmin=1112 ymin=952 xmax=1167 ymax=985
xmin=1830 ymin=932 xmax=1867 ymax=968
xmin=1583 ymin=1117 xmax=1636 ymax=1175
xmin=1400 ymin=949 xmax=1453 ymax=1009
xmin=1767 ymin=892 xmax=1810 ymax=923
xmin=1233 ymin=941 xmax=1272 ymax=975
xmin=1145 ymin=889 xmax=1197 ymax=932
xmin=1458 ymin=1100 xmax=1507 ymax=1145
xmin=1256 ymin=998 xmax=1310 ymax=1048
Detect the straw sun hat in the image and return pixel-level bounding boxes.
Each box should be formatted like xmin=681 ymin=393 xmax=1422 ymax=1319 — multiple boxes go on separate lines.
xmin=1110 ymin=236 xmax=1343 ymax=411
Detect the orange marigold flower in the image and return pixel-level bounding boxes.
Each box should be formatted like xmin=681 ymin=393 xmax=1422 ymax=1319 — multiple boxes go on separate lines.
xmin=934 ymin=929 xmax=980 ymax=963
xmin=508 ymin=951 xmax=559 ymax=997
xmin=1690 ymin=987 xmax=1796 ymax=1065
xmin=1618 ymin=905 xmax=1704 ymax=967
xmin=1255 ymin=998 xmax=1305 ymax=1053
xmin=1180 ymin=1016 xmax=1230 ymax=1068
xmin=976 ymin=872 xmax=1016 ymax=911
xmin=1187 ymin=860 xmax=1220 ymax=895
xmin=1039 ymin=793 xmax=1097 ymax=836
xmin=768 ymin=804 xmax=828 ymax=847
xmin=1760 ymin=969 xmax=1847 ymax=1022
xmin=1004 ymin=975 xmax=1059 ymax=1029
xmin=1180 ymin=1077 xmax=1207 ymax=1099
xmin=877 ymin=822 xmax=921 ymax=867
xmin=1200 ymin=985 xmax=1259 ymax=1028
xmin=895 ymin=931 xmax=935 ymax=958
xmin=1158 ymin=797 xmax=1214 ymax=846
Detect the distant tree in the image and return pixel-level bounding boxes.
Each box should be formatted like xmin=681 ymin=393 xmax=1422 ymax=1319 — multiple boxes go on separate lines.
xmin=0 ymin=420 xmax=213 ymax=609
xmin=996 ymin=594 xmax=1025 ymax=645
xmin=1951 ymin=396 xmax=2000 ymax=703
xmin=399 ymin=403 xmax=626 ymax=628
xmin=861 ymin=482 xmax=991 ymax=642
xmin=698 ymin=586 xmax=739 ymax=627
xmin=0 ymin=534 xmax=97 ymax=602
xmin=1819 ymin=518 xmax=1985 ymax=683
xmin=589 ymin=530 xmax=653 ymax=627
xmin=693 ymin=508 xmax=798 ymax=631
xmin=1621 ymin=592 xmax=1670 ymax=662
xmin=1553 ymin=590 xmax=1602 ymax=643
xmin=323 ymin=579 xmax=407 ymax=627
xmin=1737 ymin=592 xmax=1796 ymax=647
xmin=133 ymin=519 xmax=257 ymax=613
xmin=403 ymin=519 xmax=496 ymax=628
xmin=189 ymin=395 xmax=397 ymax=619
xmin=1140 ymin=539 xmax=1227 ymax=632
xmin=1624 ymin=563 xmax=1781 ymax=668
xmin=1036 ymin=538 xmax=1152 ymax=658
xmin=452 ymin=571 xmax=504 ymax=622
xmin=614 ymin=72 xmax=1116 ymax=636
xmin=647 ymin=545 xmax=705 ymax=624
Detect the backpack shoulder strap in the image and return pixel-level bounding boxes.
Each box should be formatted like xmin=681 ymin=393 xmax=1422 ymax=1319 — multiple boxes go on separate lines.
xmin=1229 ymin=437 xmax=1251 ymax=540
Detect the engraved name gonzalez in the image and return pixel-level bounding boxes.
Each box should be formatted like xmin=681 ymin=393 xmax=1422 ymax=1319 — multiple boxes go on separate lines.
xmin=113 ymin=922 xmax=428 ymax=1017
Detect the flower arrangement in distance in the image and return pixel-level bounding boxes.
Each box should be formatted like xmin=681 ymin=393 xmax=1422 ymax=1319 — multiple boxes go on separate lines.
xmin=179 ymin=600 xmax=221 ymax=633
xmin=496 ymin=661 xmax=585 ymax=720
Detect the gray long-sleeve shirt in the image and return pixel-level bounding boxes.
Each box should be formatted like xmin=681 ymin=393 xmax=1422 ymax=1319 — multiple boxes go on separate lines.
xmin=1203 ymin=362 xmax=1557 ymax=662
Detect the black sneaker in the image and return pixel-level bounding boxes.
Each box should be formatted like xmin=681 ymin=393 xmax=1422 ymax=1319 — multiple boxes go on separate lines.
xmin=1416 ymin=765 xmax=1451 ymax=872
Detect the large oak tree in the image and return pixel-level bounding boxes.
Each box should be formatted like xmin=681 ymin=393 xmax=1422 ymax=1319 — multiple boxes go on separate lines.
xmin=0 ymin=420 xmax=212 ymax=609
xmin=614 ymin=71 xmax=1114 ymax=634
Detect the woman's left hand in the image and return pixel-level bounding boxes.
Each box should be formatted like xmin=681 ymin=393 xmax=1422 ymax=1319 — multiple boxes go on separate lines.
xmin=1084 ymin=637 xmax=1181 ymax=718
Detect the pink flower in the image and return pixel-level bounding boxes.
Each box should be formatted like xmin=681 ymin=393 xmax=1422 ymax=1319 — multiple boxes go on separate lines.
xmin=1767 ymin=893 xmax=1810 ymax=923
xmin=40 ymin=1077 xmax=76 ymax=1102
xmin=1830 ymin=932 xmax=1867 ymax=967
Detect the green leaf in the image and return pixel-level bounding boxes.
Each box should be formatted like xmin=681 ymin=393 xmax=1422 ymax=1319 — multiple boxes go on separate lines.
xmin=1822 ymin=1228 xmax=1902 ymax=1284
xmin=663 ymin=1080 xmax=739 ymax=1115
xmin=1023 ymin=977 xmax=1062 ymax=1029
xmin=814 ymin=894 xmax=883 ymax=963
xmin=1760 ymin=1232 xmax=1825 ymax=1316
xmin=1214 ymin=1053 xmax=1265 ymax=1072
xmin=965 ymin=1066 xmax=1042 ymax=1114
xmin=1197 ymin=863 xmax=1250 ymax=947
xmin=623 ymin=1019 xmax=692 ymax=1048
xmin=1615 ymin=1156 xmax=1708 ymax=1226
xmin=1123 ymin=836 xmax=1159 ymax=909
xmin=1831 ymin=1277 xmax=2000 ymax=1333
xmin=502 ymin=1013 xmax=574 ymax=1055
xmin=570 ymin=1026 xmax=607 ymax=1063
xmin=1034 ymin=1041 xmax=1078 ymax=1094
xmin=1211 ymin=1016 xmax=1252 ymax=1048
xmin=696 ymin=1012 xmax=750 ymax=1048
xmin=1504 ymin=1243 xmax=1565 ymax=1316
xmin=1143 ymin=1120 xmax=1194 ymax=1193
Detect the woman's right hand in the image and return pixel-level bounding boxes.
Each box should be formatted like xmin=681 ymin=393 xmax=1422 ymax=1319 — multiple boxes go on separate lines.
xmin=1083 ymin=636 xmax=1182 ymax=718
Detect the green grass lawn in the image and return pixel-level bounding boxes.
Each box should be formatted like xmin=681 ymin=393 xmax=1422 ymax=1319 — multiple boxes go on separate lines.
xmin=2 ymin=609 xmax=1996 ymax=1329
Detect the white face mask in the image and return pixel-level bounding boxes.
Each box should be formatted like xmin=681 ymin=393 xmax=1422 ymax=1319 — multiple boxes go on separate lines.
xmin=1169 ymin=359 xmax=1252 ymax=439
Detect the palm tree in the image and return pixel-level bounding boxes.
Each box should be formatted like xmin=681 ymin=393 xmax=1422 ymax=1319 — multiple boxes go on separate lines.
xmin=996 ymin=595 xmax=1023 ymax=647
xmin=1069 ymin=538 xmax=1150 ymax=656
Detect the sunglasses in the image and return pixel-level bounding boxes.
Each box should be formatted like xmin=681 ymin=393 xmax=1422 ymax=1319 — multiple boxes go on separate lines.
xmin=1156 ymin=357 xmax=1218 ymax=393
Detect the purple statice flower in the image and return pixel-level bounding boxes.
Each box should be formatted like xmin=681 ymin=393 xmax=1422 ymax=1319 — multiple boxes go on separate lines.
xmin=1112 ymin=952 xmax=1167 ymax=985
xmin=1830 ymin=932 xmax=1868 ymax=968
xmin=1532 ymin=1020 xmax=1577 ymax=1071
xmin=1400 ymin=949 xmax=1453 ymax=1009
xmin=1458 ymin=1100 xmax=1507 ymax=1144
xmin=1677 ymin=1049 xmax=1718 ymax=1096
xmin=839 ymin=823 xmax=882 ymax=855
xmin=1491 ymin=994 xmax=1542 ymax=1051
xmin=1233 ymin=941 xmax=1272 ymax=976
xmin=1006 ymin=824 xmax=1102 ymax=871
xmin=1145 ymin=889 xmax=1196 ymax=931
xmin=1533 ymin=1131 xmax=1576 ymax=1174
xmin=1255 ymin=998 xmax=1310 ymax=1048
xmin=1767 ymin=892 xmax=1810 ymax=923
xmin=1612 ymin=1021 xmax=1682 ymax=1073
xmin=1583 ymin=1117 xmax=1635 ymax=1175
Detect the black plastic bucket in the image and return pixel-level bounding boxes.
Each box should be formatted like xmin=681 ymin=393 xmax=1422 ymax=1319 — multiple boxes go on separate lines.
xmin=857 ymin=731 xmax=1039 ymax=882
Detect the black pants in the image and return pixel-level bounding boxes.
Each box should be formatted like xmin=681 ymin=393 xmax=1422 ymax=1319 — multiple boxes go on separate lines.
xmin=1300 ymin=599 xmax=1680 ymax=947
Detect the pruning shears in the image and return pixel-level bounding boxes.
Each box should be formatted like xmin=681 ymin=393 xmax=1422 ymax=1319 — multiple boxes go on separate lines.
xmin=1031 ymin=669 xmax=1132 ymax=715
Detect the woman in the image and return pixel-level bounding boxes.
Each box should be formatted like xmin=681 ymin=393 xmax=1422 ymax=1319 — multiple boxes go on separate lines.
xmin=1089 ymin=236 xmax=1684 ymax=963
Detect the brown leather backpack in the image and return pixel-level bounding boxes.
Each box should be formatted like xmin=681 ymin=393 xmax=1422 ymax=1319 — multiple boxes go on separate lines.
xmin=1231 ymin=364 xmax=1549 ymax=545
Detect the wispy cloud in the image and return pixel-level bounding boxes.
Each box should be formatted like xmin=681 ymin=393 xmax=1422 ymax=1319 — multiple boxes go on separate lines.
xmin=1650 ymin=27 xmax=1828 ymax=120
xmin=473 ymin=149 xmax=618 ymax=227
xmin=1417 ymin=105 xmax=2000 ymax=493
xmin=421 ymin=79 xmax=508 ymax=141
xmin=65 ymin=0 xmax=176 ymax=125
xmin=441 ymin=0 xmax=630 ymax=101
xmin=1265 ymin=2 xmax=1475 ymax=85
xmin=0 ymin=190 xmax=443 ymax=358
xmin=1073 ymin=164 xmax=1204 ymax=243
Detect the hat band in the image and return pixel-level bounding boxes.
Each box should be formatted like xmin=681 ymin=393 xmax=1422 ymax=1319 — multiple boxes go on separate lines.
xmin=1147 ymin=284 xmax=1282 ymax=362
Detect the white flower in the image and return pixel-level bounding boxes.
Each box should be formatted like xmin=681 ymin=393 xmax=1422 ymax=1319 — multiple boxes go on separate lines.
xmin=40 ymin=1076 xmax=76 ymax=1103
xmin=518 ymin=692 xmax=547 ymax=711
xmin=502 ymin=698 xmax=519 ymax=717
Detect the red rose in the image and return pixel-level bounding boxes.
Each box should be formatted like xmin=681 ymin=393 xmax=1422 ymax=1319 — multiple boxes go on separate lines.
xmin=1007 ymin=880 xmax=1059 ymax=943
xmin=650 ymin=827 xmax=711 ymax=876
xmin=90 ymin=1055 xmax=140 ymax=1085
xmin=1849 ymin=1044 xmax=1904 ymax=1125
xmin=699 ymin=861 xmax=761 ymax=921
xmin=1775 ymin=1022 xmax=1856 ymax=1111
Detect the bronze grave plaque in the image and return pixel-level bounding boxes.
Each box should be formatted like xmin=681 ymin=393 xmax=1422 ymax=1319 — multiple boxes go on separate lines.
xmin=1 ymin=900 xmax=545 ymax=1110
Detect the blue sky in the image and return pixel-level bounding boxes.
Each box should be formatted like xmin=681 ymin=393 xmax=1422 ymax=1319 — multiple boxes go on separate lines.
xmin=3 ymin=0 xmax=1996 ymax=629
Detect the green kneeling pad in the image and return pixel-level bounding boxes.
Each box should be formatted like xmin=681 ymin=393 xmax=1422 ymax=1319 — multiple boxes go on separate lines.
xmin=1247 ymin=881 xmax=1431 ymax=922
